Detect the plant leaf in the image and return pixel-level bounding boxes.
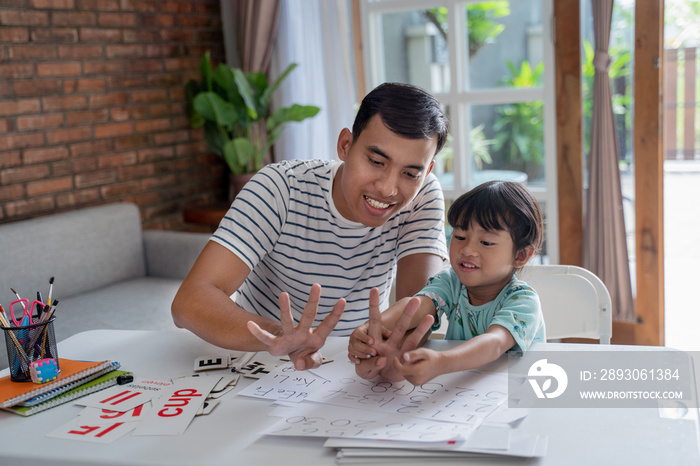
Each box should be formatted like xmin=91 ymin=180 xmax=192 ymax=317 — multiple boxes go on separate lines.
xmin=261 ymin=63 xmax=297 ymax=108
xmin=185 ymin=79 xmax=204 ymax=127
xmin=213 ymin=64 xmax=243 ymax=108
xmin=267 ymin=104 xmax=320 ymax=132
xmin=200 ymin=51 xmax=213 ymax=92
xmin=193 ymin=92 xmax=238 ymax=127
xmin=232 ymin=68 xmax=258 ymax=120
xmin=221 ymin=140 xmax=241 ymax=173
xmin=223 ymin=138 xmax=255 ymax=174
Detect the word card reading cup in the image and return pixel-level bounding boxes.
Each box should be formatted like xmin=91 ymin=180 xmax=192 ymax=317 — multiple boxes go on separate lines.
xmin=132 ymin=376 xmax=222 ymax=436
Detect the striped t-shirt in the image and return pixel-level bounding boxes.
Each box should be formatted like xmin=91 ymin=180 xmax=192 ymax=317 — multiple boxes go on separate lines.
xmin=211 ymin=159 xmax=448 ymax=335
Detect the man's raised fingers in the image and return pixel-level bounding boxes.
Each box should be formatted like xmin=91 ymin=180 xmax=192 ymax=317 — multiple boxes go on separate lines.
xmin=314 ymin=298 xmax=346 ymax=339
xmin=247 ymin=321 xmax=275 ymax=346
xmin=298 ymin=283 xmax=322 ymax=330
xmin=278 ymin=292 xmax=296 ymax=334
xmin=367 ymin=288 xmax=383 ymax=343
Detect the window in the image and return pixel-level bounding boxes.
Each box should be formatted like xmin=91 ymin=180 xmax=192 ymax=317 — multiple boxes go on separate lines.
xmin=359 ymin=0 xmax=558 ymax=262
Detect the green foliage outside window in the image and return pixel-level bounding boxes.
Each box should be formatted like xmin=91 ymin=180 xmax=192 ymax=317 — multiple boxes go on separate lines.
xmin=492 ymin=60 xmax=544 ymax=178
xmin=423 ymin=2 xmax=510 ymax=57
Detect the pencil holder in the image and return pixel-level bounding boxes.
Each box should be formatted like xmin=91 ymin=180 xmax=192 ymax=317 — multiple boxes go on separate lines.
xmin=2 ymin=317 xmax=59 ymax=382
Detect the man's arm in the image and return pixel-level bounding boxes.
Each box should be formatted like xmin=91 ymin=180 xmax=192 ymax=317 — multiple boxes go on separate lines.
xmin=171 ymin=241 xmax=283 ymax=351
xmin=172 ymin=242 xmax=346 ymax=369
xmin=395 ymin=252 xmax=445 ymax=299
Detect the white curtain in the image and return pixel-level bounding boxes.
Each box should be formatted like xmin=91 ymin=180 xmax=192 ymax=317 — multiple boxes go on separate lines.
xmin=269 ymin=0 xmax=358 ymax=161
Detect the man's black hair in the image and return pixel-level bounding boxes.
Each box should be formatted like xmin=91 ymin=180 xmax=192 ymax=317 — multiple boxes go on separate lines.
xmin=352 ymin=82 xmax=449 ymax=155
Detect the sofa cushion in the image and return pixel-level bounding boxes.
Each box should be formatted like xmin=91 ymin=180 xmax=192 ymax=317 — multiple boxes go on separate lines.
xmin=52 ymin=277 xmax=181 ymax=338
xmin=0 ymin=203 xmax=146 ymax=307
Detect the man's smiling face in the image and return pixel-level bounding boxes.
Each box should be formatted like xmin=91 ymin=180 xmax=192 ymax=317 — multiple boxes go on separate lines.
xmin=333 ymin=114 xmax=437 ymax=228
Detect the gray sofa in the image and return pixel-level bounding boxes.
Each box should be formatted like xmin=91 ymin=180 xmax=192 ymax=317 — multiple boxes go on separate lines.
xmin=0 ymin=203 xmax=211 ymax=370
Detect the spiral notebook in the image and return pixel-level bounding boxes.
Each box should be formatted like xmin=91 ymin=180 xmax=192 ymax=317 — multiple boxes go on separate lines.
xmin=0 ymin=358 xmax=116 ymax=408
xmin=3 ymin=369 xmax=130 ymax=417
xmin=18 ymin=361 xmax=121 ymax=407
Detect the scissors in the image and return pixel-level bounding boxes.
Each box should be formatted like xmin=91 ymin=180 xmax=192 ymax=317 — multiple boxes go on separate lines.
xmin=9 ymin=299 xmax=45 ymax=327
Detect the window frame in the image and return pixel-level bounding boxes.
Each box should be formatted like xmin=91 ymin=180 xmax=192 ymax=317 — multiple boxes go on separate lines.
xmin=358 ymin=0 xmax=559 ymax=263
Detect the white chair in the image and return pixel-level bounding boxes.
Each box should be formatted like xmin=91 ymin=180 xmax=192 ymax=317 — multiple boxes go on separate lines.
xmin=520 ymin=264 xmax=612 ymax=344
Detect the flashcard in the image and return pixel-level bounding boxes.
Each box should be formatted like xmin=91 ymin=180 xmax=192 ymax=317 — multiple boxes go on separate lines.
xmin=77 ymin=403 xmax=152 ymax=424
xmin=205 ymin=375 xmax=239 ymax=399
xmin=196 ymin=398 xmax=219 ymax=416
xmin=173 ymin=373 xmax=204 ymax=381
xmin=194 ymin=354 xmax=230 ymax=371
xmin=47 ymin=418 xmax=137 ymax=444
xmin=237 ymin=360 xmax=275 ymax=378
xmin=211 ymin=374 xmax=239 ymax=392
xmin=281 ymin=356 xmax=334 ymax=364
xmin=230 ymin=351 xmax=256 ymax=372
xmin=75 ymin=378 xmax=172 ymax=412
xmin=132 ymin=375 xmax=222 ymax=436
xmin=206 ymin=384 xmax=236 ymax=399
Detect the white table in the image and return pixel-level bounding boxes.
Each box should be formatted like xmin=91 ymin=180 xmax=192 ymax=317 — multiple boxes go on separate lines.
xmin=1 ymin=330 xmax=699 ymax=465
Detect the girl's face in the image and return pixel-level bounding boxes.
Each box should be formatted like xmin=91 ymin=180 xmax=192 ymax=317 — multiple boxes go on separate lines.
xmin=449 ymin=221 xmax=529 ymax=305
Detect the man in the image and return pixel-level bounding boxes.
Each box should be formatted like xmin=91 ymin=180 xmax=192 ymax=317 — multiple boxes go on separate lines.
xmin=172 ymin=82 xmax=449 ymax=370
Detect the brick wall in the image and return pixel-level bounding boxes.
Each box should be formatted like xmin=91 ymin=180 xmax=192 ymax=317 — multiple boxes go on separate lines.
xmin=0 ymin=0 xmax=226 ymax=230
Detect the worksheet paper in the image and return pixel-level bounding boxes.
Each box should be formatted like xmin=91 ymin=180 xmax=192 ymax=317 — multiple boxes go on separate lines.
xmin=262 ymin=403 xmax=476 ymax=442
xmin=239 ymin=358 xmax=508 ymax=425
xmin=327 ymin=429 xmax=548 ymax=459
xmin=238 ymin=356 xmax=510 ymax=447
xmin=324 ymin=425 xmax=512 ymax=453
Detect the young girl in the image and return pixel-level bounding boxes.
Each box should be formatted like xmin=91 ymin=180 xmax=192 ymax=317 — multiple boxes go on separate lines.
xmin=348 ymin=180 xmax=545 ymax=385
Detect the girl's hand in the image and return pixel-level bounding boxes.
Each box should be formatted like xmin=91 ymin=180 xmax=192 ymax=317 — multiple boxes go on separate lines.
xmin=393 ymin=347 xmax=444 ymax=386
xmin=353 ymin=290 xmax=433 ymax=381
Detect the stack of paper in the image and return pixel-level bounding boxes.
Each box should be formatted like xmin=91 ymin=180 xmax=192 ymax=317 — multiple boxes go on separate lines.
xmin=237 ymin=351 xmax=547 ymax=461
xmin=0 ymin=358 xmax=126 ymax=416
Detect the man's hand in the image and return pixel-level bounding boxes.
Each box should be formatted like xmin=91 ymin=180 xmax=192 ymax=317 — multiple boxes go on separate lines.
xmin=348 ymin=289 xmax=393 ymax=363
xmin=247 ymin=283 xmax=345 ymax=371
xmin=350 ymin=288 xmax=433 ymax=381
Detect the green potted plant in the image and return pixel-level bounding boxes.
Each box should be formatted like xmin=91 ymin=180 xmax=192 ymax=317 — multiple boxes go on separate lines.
xmin=185 ymin=52 xmax=320 ymax=198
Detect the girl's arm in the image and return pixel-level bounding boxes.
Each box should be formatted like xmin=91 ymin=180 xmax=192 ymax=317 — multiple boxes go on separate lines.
xmin=393 ymin=325 xmax=515 ymax=386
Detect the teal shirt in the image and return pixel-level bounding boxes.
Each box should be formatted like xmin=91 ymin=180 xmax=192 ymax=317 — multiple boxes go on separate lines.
xmin=417 ymin=269 xmax=546 ymax=352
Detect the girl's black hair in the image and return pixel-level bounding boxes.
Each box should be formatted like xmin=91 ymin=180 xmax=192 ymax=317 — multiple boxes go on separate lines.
xmin=352 ymin=82 xmax=449 ymax=155
xmin=447 ymin=180 xmax=544 ymax=254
